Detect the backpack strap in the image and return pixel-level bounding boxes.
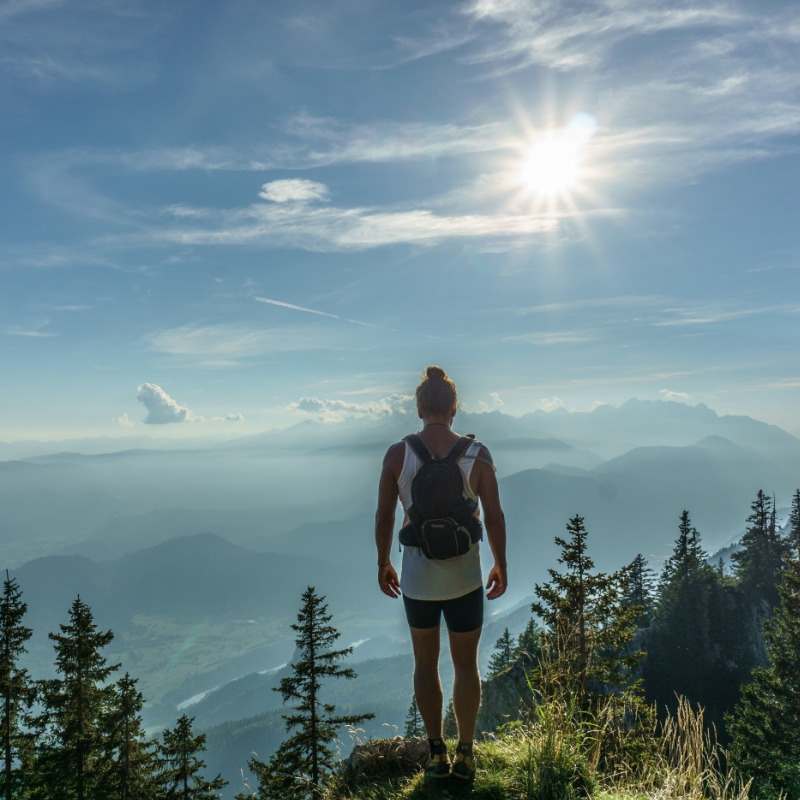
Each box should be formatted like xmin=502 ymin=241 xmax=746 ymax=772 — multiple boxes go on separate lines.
xmin=403 ymin=434 xmax=475 ymax=464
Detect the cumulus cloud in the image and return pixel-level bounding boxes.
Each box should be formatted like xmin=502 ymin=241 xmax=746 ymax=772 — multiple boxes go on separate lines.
xmin=211 ymin=413 xmax=245 ymax=422
xmin=115 ymin=413 xmax=134 ymax=427
xmin=136 ymin=383 xmax=197 ymax=424
xmin=259 ymin=179 xmax=330 ymax=204
xmin=659 ymin=389 xmax=690 ymax=401
xmin=477 ymin=392 xmax=504 ymax=412
xmin=289 ymin=393 xmax=414 ymax=422
xmin=537 ymin=396 xmax=571 ymax=413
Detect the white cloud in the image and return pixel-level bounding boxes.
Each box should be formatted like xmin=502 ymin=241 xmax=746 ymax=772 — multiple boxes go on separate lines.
xmin=211 ymin=413 xmax=245 ymax=422
xmin=659 ymin=389 xmax=690 ymax=401
xmin=145 ymin=323 xmax=344 ymax=366
xmin=536 ymin=396 xmax=570 ymax=413
xmin=505 ymin=330 xmax=596 ymax=345
xmin=259 ymin=179 xmax=330 ymax=204
xmin=476 ymin=392 xmax=504 ymax=412
xmin=136 ymin=383 xmax=197 ymax=425
xmin=115 ymin=412 xmax=134 ymax=427
xmin=289 ymin=394 xmax=414 ymax=422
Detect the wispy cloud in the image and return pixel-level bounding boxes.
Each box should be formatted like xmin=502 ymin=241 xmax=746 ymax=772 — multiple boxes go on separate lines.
xmin=6 ymin=319 xmax=58 ymax=337
xmin=145 ymin=322 xmax=347 ymax=366
xmin=505 ymin=330 xmax=597 ymax=345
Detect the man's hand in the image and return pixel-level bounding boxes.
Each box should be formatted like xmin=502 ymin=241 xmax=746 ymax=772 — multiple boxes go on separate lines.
xmin=485 ymin=563 xmax=507 ymax=600
xmin=378 ymin=563 xmax=401 ymax=598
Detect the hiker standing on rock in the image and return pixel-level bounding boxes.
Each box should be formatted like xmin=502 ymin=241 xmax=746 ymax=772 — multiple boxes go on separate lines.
xmin=375 ymin=365 xmax=508 ymax=782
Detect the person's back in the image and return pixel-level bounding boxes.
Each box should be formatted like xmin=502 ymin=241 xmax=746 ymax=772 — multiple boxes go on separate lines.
xmin=375 ymin=365 xmax=508 ymax=783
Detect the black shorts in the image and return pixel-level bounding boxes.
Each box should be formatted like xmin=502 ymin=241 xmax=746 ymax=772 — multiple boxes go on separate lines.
xmin=402 ymin=586 xmax=484 ymax=633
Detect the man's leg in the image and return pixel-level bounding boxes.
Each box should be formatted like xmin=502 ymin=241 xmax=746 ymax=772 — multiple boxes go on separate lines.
xmin=448 ymin=627 xmax=482 ymax=744
xmin=409 ymin=625 xmax=443 ymax=739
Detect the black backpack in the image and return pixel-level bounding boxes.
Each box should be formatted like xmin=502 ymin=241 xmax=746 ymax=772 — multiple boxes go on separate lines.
xmin=398 ymin=434 xmax=483 ymax=560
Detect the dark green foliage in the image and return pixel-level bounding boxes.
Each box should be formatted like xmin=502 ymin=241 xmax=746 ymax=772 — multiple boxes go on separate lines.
xmin=514 ymin=618 xmax=542 ymax=662
xmin=645 ymin=511 xmax=737 ymax=732
xmin=403 ymin=696 xmax=423 ymax=738
xmin=788 ymin=489 xmax=800 ymax=557
xmin=248 ymin=586 xmax=373 ymax=799
xmin=623 ymin=554 xmax=656 ymax=626
xmin=100 ymin=672 xmax=159 ymax=800
xmin=487 ymin=628 xmax=515 ymax=677
xmin=0 ymin=572 xmax=34 ymax=800
xmin=442 ymin=699 xmax=457 ymax=739
xmin=31 ymin=596 xmax=119 ymax=800
xmin=728 ymin=554 xmax=800 ymax=799
xmin=731 ymin=490 xmax=787 ymax=608
xmin=531 ymin=515 xmax=645 ymax=705
xmin=158 ymin=714 xmax=226 ymax=799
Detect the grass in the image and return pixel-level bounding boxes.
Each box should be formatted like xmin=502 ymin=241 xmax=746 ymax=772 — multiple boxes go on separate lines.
xmin=326 ymin=697 xmax=753 ymax=800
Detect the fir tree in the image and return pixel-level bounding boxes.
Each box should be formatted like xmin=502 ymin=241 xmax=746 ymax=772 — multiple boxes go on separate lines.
xmin=100 ymin=673 xmax=158 ymax=800
xmin=32 ymin=596 xmax=119 ymax=800
xmin=442 ymin=699 xmax=457 ymax=739
xmin=514 ymin=618 xmax=541 ymax=662
xmin=788 ymin=488 xmax=800 ymax=557
xmin=531 ymin=515 xmax=644 ymax=705
xmin=0 ymin=572 xmax=34 ymax=800
xmin=623 ymin=554 xmax=656 ymax=626
xmin=728 ymin=554 xmax=800 ymax=799
xmin=249 ymin=586 xmax=373 ymax=799
xmin=403 ymin=696 xmax=423 ymax=738
xmin=157 ymin=714 xmax=225 ymax=800
xmin=486 ymin=628 xmax=515 ymax=677
xmin=731 ymin=490 xmax=786 ymax=608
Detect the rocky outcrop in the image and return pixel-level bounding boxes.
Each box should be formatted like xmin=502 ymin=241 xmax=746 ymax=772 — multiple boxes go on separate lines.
xmin=477 ymin=654 xmax=535 ymax=734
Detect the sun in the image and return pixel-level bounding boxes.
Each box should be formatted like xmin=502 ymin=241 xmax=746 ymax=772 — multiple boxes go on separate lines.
xmin=520 ymin=135 xmax=581 ymax=196
xmin=516 ymin=112 xmax=597 ymax=201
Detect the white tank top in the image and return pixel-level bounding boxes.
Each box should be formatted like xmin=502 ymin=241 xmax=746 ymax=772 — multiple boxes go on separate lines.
xmin=398 ymin=437 xmax=483 ymax=601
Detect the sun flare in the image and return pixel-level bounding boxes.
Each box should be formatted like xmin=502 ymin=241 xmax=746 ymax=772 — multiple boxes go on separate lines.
xmin=517 ymin=112 xmax=597 ymax=201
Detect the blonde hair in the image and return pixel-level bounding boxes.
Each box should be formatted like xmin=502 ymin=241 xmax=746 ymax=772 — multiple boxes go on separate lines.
xmin=415 ymin=365 xmax=457 ymax=416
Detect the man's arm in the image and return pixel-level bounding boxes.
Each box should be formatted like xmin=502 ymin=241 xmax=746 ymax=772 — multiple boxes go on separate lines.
xmin=375 ymin=443 xmax=403 ymax=598
xmin=475 ymin=445 xmax=507 ymax=600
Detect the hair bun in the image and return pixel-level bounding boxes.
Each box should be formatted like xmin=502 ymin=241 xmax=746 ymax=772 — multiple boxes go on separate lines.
xmin=426 ymin=365 xmax=446 ymax=381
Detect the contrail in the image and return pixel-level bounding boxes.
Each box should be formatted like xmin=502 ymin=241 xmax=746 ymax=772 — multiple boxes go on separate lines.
xmin=255 ymin=296 xmax=385 ymax=329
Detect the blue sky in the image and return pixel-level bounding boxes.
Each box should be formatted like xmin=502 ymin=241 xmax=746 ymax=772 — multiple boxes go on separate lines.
xmin=2 ymin=0 xmax=799 ymax=442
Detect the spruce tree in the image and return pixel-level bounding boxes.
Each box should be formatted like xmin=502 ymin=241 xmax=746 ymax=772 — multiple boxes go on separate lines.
xmin=623 ymin=554 xmax=655 ymax=626
xmin=788 ymin=488 xmax=800 ymax=557
xmin=403 ymin=696 xmax=424 ymax=738
xmin=100 ymin=673 xmax=158 ymax=800
xmin=486 ymin=628 xmax=515 ymax=677
xmin=32 ymin=596 xmax=119 ymax=800
xmin=531 ymin=515 xmax=644 ymax=705
xmin=514 ymin=618 xmax=541 ymax=662
xmin=442 ymin=699 xmax=457 ymax=739
xmin=158 ymin=714 xmax=225 ymax=800
xmin=731 ymin=489 xmax=786 ymax=608
xmin=0 ymin=572 xmax=34 ymax=800
xmin=249 ymin=586 xmax=373 ymax=799
xmin=728 ymin=554 xmax=800 ymax=799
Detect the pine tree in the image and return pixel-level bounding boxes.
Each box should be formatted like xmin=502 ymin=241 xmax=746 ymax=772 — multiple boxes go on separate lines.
xmin=788 ymin=488 xmax=800 ymax=557
xmin=0 ymin=572 xmax=35 ymax=800
xmin=731 ymin=490 xmax=787 ymax=608
xmin=728 ymin=554 xmax=800 ymax=799
xmin=100 ymin=673 xmax=158 ymax=800
xmin=249 ymin=586 xmax=374 ymax=799
xmin=442 ymin=699 xmax=457 ymax=739
xmin=531 ymin=515 xmax=644 ymax=706
xmin=32 ymin=596 xmax=119 ymax=800
xmin=623 ymin=554 xmax=655 ymax=626
xmin=514 ymin=618 xmax=541 ymax=662
xmin=157 ymin=714 xmax=225 ymax=800
xmin=403 ymin=696 xmax=423 ymax=738
xmin=486 ymin=628 xmax=515 ymax=677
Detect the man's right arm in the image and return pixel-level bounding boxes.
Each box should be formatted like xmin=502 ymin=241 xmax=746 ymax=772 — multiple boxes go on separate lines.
xmin=375 ymin=443 xmax=403 ymax=598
